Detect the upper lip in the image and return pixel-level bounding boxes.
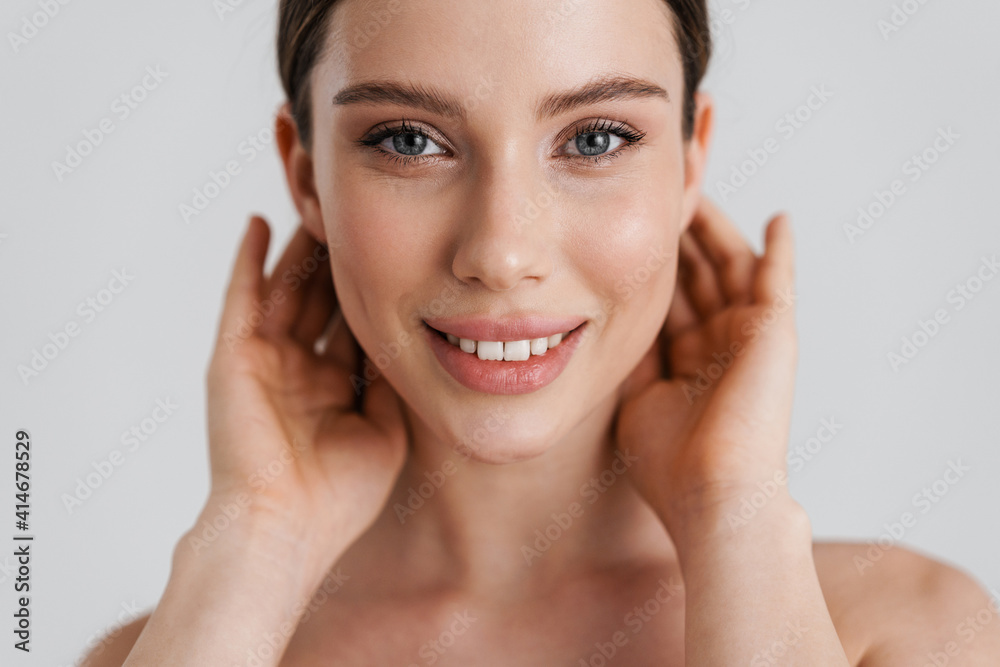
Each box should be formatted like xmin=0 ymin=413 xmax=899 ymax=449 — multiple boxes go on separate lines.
xmin=424 ymin=315 xmax=586 ymax=342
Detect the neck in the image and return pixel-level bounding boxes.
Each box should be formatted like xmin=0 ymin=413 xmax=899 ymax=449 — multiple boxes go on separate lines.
xmin=349 ymin=387 xmax=679 ymax=600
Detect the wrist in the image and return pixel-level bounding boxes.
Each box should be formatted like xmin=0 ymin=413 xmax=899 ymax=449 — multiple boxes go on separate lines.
xmin=128 ymin=503 xmax=336 ymax=666
xmin=173 ymin=493 xmax=348 ymax=602
xmin=664 ymin=490 xmax=812 ymax=565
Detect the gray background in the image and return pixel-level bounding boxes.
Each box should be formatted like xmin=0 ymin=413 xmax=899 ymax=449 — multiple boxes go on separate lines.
xmin=1 ymin=0 xmax=998 ymax=663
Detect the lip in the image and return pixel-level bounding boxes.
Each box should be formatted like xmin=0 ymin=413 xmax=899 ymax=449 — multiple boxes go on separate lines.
xmin=424 ymin=320 xmax=587 ymax=395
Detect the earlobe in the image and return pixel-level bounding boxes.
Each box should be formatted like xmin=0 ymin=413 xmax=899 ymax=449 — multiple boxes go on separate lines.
xmin=679 ymin=92 xmax=715 ymax=234
xmin=275 ymin=102 xmax=326 ymax=244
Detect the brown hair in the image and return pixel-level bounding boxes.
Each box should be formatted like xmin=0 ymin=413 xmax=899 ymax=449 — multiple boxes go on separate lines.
xmin=278 ymin=0 xmax=711 ymax=149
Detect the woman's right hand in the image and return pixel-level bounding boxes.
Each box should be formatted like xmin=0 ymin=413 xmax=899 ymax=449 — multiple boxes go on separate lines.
xmin=193 ymin=215 xmax=409 ymax=575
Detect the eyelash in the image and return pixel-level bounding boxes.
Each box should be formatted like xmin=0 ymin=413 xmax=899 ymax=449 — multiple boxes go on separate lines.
xmin=355 ymin=117 xmax=647 ymax=167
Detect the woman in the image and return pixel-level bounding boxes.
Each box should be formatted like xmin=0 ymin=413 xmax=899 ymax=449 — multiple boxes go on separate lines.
xmin=89 ymin=0 xmax=999 ymax=664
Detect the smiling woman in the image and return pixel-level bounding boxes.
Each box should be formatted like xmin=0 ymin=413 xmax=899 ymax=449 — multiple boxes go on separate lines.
xmin=82 ymin=1 xmax=1000 ymax=666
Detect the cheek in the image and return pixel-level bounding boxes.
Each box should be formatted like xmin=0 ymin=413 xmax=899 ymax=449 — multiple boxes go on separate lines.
xmin=569 ymin=178 xmax=680 ymax=311
xmin=319 ymin=171 xmax=428 ymax=343
xmin=566 ymin=177 xmax=681 ymax=381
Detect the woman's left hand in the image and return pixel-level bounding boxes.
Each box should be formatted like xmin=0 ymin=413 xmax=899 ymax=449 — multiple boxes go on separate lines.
xmin=615 ymin=197 xmax=800 ymax=544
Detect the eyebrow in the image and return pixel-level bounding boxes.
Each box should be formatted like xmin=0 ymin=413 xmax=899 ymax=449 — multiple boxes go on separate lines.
xmin=332 ymin=74 xmax=669 ymax=122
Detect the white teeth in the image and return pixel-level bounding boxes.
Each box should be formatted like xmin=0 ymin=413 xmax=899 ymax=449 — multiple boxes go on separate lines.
xmin=477 ymin=341 xmax=504 ymax=361
xmin=446 ymin=330 xmax=572 ymax=360
xmin=504 ymin=339 xmax=531 ymax=361
xmin=530 ymin=337 xmax=548 ymax=356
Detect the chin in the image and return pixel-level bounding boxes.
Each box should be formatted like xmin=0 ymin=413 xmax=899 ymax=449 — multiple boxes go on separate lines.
xmin=408 ymin=394 xmax=576 ymax=465
xmin=456 ymin=441 xmax=550 ymax=465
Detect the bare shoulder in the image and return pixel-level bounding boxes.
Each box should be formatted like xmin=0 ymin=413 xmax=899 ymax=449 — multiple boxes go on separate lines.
xmin=80 ymin=612 xmax=150 ymax=667
xmin=812 ymin=540 xmax=1000 ymax=666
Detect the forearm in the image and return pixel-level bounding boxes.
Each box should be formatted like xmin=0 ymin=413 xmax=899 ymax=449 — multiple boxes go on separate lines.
xmin=669 ymin=496 xmax=850 ymax=666
xmin=124 ymin=503 xmax=341 ymax=666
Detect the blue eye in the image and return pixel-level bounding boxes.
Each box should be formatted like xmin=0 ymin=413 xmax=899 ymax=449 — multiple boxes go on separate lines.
xmin=357 ymin=116 xmax=646 ymax=167
xmin=560 ymin=118 xmax=647 ymax=163
xmin=358 ymin=119 xmax=447 ymax=164
xmin=566 ymin=131 xmax=623 ymax=157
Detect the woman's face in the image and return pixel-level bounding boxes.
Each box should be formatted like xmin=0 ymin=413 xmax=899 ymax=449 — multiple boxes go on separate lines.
xmin=294 ymin=0 xmax=711 ymax=463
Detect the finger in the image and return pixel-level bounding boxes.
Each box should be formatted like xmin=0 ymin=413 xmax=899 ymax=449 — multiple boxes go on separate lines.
xmin=362 ymin=372 xmax=406 ymax=442
xmin=258 ymin=224 xmax=328 ymax=339
xmin=688 ymin=198 xmax=757 ymax=306
xmin=664 ymin=276 xmax=700 ymax=338
xmin=753 ymin=213 xmax=795 ymax=307
xmin=320 ymin=307 xmax=361 ymax=372
xmin=677 ymin=233 xmax=726 ymax=320
xmin=216 ymin=216 xmax=270 ymax=352
xmin=290 ymin=255 xmax=337 ymax=348
xmin=666 ymin=329 xmax=709 ymax=380
xmin=618 ymin=340 xmax=660 ymax=403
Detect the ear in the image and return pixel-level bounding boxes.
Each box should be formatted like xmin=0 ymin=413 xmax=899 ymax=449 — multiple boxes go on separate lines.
xmin=275 ymin=102 xmax=326 ymax=244
xmin=678 ymin=91 xmax=714 ymax=234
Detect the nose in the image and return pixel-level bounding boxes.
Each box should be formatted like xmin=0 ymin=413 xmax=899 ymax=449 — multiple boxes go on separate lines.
xmin=451 ymin=159 xmax=556 ymax=291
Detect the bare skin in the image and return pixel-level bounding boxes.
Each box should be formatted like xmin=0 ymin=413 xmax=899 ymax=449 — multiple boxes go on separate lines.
xmin=83 ymin=542 xmax=999 ymax=665
xmin=81 ymin=0 xmax=1000 ymax=665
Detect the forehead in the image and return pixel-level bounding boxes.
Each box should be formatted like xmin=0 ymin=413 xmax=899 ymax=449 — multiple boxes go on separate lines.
xmin=317 ymin=0 xmax=681 ymax=112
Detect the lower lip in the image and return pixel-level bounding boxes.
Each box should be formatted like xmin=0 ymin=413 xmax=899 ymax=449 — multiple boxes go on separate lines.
xmin=425 ymin=324 xmax=586 ymax=395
